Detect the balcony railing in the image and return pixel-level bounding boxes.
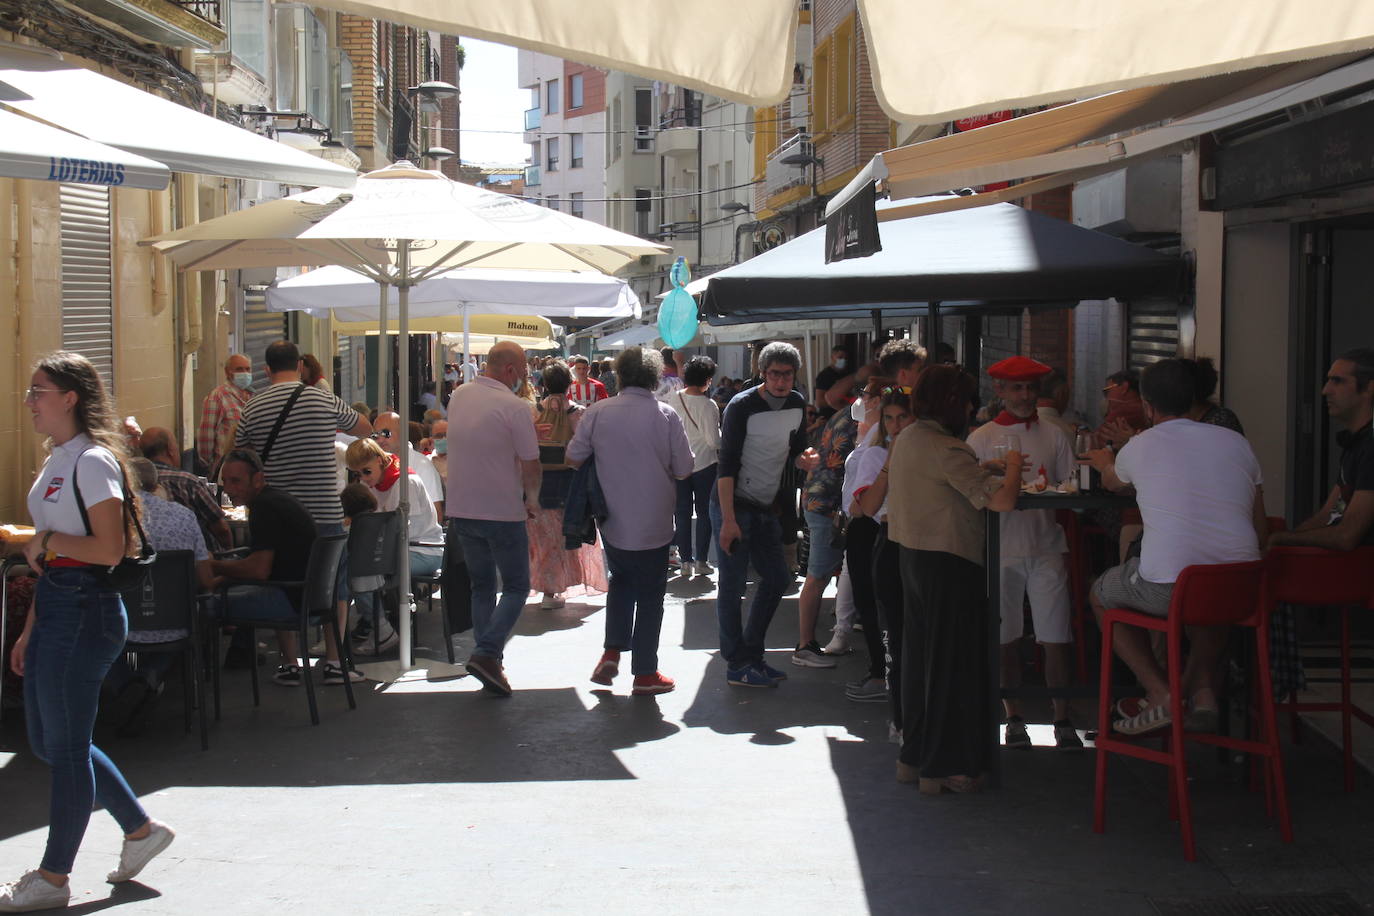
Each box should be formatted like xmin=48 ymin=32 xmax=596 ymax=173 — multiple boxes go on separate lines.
xmin=524 ymin=107 xmax=541 ymax=131
xmin=524 ymin=165 xmax=540 ymax=186
xmin=763 ymin=134 xmax=813 ymax=198
xmin=168 ymin=0 xmax=222 ymax=26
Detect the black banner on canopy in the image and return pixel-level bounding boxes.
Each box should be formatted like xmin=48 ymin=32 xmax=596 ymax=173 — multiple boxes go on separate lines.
xmin=824 ymin=180 xmax=882 ymax=263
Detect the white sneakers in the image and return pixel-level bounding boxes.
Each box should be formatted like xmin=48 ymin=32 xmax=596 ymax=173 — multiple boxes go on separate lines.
xmin=0 ymin=871 xmax=69 ymax=912
xmin=822 ymin=630 xmax=852 ymax=656
xmin=107 ymin=819 xmax=176 ymax=883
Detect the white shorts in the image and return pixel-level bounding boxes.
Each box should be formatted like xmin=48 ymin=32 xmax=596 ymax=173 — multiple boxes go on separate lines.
xmin=999 ymin=554 xmax=1072 ymax=645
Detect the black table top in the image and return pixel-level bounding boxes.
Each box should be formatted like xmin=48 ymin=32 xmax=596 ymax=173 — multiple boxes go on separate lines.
xmin=1013 ymin=491 xmax=1136 ymax=511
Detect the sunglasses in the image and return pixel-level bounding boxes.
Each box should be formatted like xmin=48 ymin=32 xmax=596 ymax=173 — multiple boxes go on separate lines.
xmin=371 ymin=429 xmax=393 ymax=439
xmin=880 ymin=385 xmax=912 ymax=396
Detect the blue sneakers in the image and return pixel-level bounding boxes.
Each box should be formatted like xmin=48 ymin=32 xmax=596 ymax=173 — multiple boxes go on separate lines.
xmin=726 ymin=664 xmax=779 ymax=687
xmin=756 ymin=660 xmax=789 ymax=681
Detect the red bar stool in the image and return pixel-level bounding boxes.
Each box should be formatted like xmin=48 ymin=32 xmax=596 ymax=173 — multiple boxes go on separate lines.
xmin=1093 ymin=560 xmax=1290 ymax=861
xmin=1266 ymin=544 xmax=1374 ymax=792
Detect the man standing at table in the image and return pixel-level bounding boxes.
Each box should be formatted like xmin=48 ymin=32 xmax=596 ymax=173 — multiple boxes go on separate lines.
xmin=198 ymin=353 xmax=253 ymax=474
xmin=1088 ymin=358 xmax=1267 ymax=736
xmin=1270 ymin=348 xmax=1374 ymax=550
xmin=966 ymin=357 xmax=1081 ymax=751
xmin=446 ymin=341 xmax=542 ymax=696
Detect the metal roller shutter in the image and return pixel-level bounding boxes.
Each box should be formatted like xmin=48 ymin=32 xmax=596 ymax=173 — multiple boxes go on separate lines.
xmin=241 ymin=288 xmax=288 ymax=393
xmin=336 ymin=332 xmax=352 ymax=397
xmin=59 ymin=184 xmax=114 ymax=392
xmin=1126 ymin=298 xmax=1180 ymax=372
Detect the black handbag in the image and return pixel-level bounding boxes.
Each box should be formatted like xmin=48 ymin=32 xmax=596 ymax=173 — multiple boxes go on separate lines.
xmin=73 ymin=447 xmax=156 ymax=590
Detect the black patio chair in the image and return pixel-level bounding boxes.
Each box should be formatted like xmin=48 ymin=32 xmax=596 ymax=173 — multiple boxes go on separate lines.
xmin=346 ymin=510 xmax=402 ymax=657
xmin=410 ymin=536 xmax=451 ymax=663
xmin=117 ymin=549 xmax=208 ymax=750
xmin=210 ymin=533 xmax=354 ymax=726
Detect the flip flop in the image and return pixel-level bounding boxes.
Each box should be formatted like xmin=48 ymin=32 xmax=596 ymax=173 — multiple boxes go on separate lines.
xmin=1114 ymin=696 xmax=1147 ymax=719
xmin=1113 ymin=703 xmax=1172 ymax=737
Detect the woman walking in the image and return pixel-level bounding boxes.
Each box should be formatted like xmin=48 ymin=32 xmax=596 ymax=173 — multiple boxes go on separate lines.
xmin=2 ymin=352 xmax=174 ymax=912
xmin=528 ymin=361 xmax=608 ymax=609
xmin=668 ymin=355 xmax=721 ymax=577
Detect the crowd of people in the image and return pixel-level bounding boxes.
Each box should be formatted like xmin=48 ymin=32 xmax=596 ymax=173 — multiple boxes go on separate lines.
xmin=8 ymin=332 xmax=1374 ymax=909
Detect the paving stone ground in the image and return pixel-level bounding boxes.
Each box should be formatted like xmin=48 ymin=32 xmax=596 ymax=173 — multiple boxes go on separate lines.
xmin=2 ymin=574 xmax=1373 ymax=915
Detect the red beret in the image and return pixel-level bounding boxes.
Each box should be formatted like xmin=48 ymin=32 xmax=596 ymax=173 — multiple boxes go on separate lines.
xmin=988 ymin=356 xmax=1053 ymax=381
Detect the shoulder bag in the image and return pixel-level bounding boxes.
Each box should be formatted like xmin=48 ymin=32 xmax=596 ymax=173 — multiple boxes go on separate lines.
xmin=73 ymin=447 xmax=156 ymax=590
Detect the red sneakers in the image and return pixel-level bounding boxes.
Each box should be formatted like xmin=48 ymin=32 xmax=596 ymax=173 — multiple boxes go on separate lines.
xmin=590 ymin=650 xmax=620 ymax=686
xmin=632 ymin=672 xmax=676 ymax=695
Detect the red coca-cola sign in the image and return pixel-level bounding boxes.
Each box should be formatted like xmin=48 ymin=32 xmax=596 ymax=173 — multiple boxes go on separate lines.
xmin=954 ymin=110 xmax=1014 ymax=132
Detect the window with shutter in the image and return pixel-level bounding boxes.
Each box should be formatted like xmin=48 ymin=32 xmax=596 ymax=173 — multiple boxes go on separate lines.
xmin=59 ymin=184 xmax=114 ymax=393
xmin=241 ymin=288 xmax=289 ymax=392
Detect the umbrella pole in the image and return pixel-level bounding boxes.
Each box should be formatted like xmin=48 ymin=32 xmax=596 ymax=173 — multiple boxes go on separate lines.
xmin=396 ymin=241 xmax=414 ymax=669
xmin=462 ymin=306 xmax=470 ymax=370
xmin=378 ymin=281 xmax=390 ymax=408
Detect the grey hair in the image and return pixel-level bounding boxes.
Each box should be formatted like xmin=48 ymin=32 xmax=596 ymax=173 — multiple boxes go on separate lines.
xmin=129 ymin=457 xmax=159 ymax=492
xmin=614 ymin=346 xmax=663 ymax=390
xmin=758 ymin=341 xmax=801 ymax=373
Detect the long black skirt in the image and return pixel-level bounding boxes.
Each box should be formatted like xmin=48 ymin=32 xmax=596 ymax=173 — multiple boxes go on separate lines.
xmin=898 ymin=547 xmax=989 ymax=779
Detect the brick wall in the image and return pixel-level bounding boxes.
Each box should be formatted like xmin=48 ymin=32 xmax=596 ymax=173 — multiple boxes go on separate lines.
xmin=1018 ymin=186 xmax=1075 ymax=381
xmin=563 ymin=61 xmax=605 ymax=120
xmin=439 ymin=34 xmax=460 ymax=180
xmin=341 ymin=16 xmax=377 ymax=155
xmin=813 ymin=0 xmax=889 ymax=193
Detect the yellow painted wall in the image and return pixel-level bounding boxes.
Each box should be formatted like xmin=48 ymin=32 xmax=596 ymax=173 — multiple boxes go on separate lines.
xmin=0 ymin=176 xmax=180 ymax=526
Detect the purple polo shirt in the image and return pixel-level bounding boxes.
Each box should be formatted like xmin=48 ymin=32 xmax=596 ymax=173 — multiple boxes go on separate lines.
xmin=567 ymin=386 xmax=694 ymax=551
xmin=445 ymin=376 xmax=539 ymax=522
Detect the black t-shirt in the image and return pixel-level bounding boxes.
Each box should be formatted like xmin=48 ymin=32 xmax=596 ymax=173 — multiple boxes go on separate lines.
xmin=815 ymin=366 xmax=842 ymax=395
xmin=1336 ymin=423 xmax=1374 ymax=544
xmin=248 ymin=486 xmax=317 ymax=599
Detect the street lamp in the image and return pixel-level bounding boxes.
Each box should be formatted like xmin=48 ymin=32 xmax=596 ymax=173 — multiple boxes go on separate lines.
xmin=720 ymin=201 xmax=752 ymax=214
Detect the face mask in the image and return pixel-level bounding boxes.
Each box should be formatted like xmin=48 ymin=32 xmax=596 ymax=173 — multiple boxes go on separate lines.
xmin=231 ymin=372 xmax=252 ymax=389
xmin=850 ymin=399 xmax=865 ymax=422
xmin=434 ymin=438 xmax=447 ymax=455
xmin=835 ymin=358 xmax=847 ymax=370
xmin=510 ymin=379 xmax=523 ymax=394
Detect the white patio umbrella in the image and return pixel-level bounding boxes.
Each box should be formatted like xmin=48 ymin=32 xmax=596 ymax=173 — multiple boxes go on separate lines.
xmin=267 ymin=263 xmax=640 ymax=368
xmin=143 ymin=161 xmax=668 ymax=671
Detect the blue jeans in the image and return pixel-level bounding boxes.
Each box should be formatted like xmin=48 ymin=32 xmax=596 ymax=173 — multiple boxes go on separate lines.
xmin=214 ymin=584 xmax=296 ymax=621
xmin=451 ymin=518 xmax=530 ymax=659
xmin=675 ymin=464 xmax=717 ymax=563
xmin=24 ymin=569 xmax=148 ymax=874
xmin=710 ymin=498 xmax=790 ymax=670
xmin=603 ymin=543 xmax=670 ymax=675
xmin=352 ymin=550 xmax=444 ymax=625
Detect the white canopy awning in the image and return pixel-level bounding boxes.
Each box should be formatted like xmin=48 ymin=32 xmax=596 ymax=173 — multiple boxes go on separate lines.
xmin=829 ymin=54 xmax=1374 ymax=222
xmin=0 ymin=108 xmax=169 ymax=190
xmin=296 ymin=0 xmax=1374 ymax=123
xmin=598 ymin=323 xmax=664 ymax=350
xmin=0 ymin=46 xmax=356 ymax=188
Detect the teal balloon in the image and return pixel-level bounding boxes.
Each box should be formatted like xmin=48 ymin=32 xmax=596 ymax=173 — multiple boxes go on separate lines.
xmin=669 ymin=256 xmax=691 ymax=289
xmin=658 ymin=287 xmax=698 ymax=348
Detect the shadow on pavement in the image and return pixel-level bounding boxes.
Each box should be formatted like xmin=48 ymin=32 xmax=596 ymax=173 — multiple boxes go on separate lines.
xmin=66 ymin=882 xmax=162 ymax=914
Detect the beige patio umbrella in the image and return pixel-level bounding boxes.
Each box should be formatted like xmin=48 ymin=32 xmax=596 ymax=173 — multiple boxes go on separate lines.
xmin=304 ymin=0 xmax=1374 ymax=123
xmin=143 ymin=161 xmax=667 ymax=670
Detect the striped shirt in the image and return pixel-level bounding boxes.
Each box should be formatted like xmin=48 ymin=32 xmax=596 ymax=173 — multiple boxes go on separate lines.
xmin=235 ymin=381 xmax=360 ymax=525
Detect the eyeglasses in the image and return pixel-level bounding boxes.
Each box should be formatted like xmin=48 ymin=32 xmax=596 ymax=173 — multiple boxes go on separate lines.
xmin=371 ymin=429 xmax=393 ymax=439
xmin=881 ymin=386 xmax=912 ymax=396
xmin=24 ymin=386 xmax=61 ymax=402
xmin=764 ymin=369 xmax=795 ymax=380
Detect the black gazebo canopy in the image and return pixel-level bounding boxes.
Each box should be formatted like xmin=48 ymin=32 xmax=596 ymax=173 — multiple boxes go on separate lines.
xmin=701 ymin=199 xmax=1184 ymax=324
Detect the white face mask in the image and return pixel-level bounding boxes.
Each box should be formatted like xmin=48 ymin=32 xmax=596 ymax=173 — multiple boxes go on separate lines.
xmin=231 ymin=372 xmax=252 ymax=390
xmin=835 ymin=358 xmax=847 ymax=370
xmin=850 ymin=398 xmax=866 ymax=422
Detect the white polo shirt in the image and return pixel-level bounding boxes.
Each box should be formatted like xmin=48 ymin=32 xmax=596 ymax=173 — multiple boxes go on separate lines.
xmin=27 ymin=434 xmax=123 ymax=545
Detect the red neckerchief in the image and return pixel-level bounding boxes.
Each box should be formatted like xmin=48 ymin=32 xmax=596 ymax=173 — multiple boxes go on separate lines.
xmin=993 ymin=408 xmax=1038 ymax=429
xmin=375 ymin=453 xmax=402 ymax=492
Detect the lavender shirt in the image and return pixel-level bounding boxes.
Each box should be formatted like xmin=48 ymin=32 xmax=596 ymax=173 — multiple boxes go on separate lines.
xmin=445 ymin=376 xmax=540 ymax=522
xmin=567 ymin=386 xmax=694 ymax=551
